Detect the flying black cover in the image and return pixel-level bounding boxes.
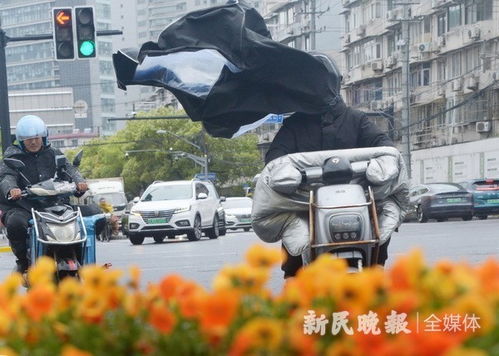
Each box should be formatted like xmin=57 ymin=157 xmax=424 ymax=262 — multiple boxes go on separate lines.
xmin=113 ymin=1 xmax=341 ymax=138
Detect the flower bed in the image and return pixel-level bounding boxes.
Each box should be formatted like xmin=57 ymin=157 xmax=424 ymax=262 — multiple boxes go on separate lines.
xmin=0 ymin=246 xmax=497 ymax=356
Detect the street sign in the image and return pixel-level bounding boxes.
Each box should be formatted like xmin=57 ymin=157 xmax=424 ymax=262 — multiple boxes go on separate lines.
xmin=194 ymin=173 xmax=217 ymax=181
xmin=74 ymin=100 xmax=88 ymax=119
xmin=264 ymin=114 xmax=284 ymax=124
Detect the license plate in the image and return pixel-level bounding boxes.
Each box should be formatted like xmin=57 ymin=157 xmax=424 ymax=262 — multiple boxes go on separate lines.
xmin=147 ymin=217 xmax=168 ymax=224
xmin=446 ymin=198 xmax=462 ymax=203
xmin=240 ymin=218 xmax=251 ymax=223
xmin=487 ymin=199 xmax=499 ymax=204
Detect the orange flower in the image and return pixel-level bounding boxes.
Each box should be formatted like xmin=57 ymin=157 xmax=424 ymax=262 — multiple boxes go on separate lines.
xmin=232 ymin=317 xmax=284 ymax=351
xmin=199 ymin=290 xmax=239 ymax=331
xmin=475 ymin=258 xmax=499 ymax=296
xmin=245 ymin=245 xmax=283 ymax=268
xmin=148 ymin=301 xmax=176 ymax=334
xmin=325 ymin=339 xmax=363 ymax=356
xmin=23 ymin=285 xmax=55 ymax=321
xmin=57 ymin=277 xmax=82 ymax=311
xmin=389 ymin=249 xmax=425 ymax=291
xmin=158 ymin=274 xmax=185 ymax=300
xmin=60 ymin=345 xmax=93 ymax=356
xmin=179 ymin=289 xmax=206 ymax=319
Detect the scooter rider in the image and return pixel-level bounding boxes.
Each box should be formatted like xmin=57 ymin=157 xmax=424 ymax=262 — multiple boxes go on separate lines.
xmin=0 ymin=115 xmax=88 ymax=274
xmin=265 ymin=53 xmax=395 ymax=279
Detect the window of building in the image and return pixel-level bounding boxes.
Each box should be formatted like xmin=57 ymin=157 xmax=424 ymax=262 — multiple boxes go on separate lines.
xmin=465 ymin=0 xmax=492 ymax=24
xmin=370 ymin=1 xmax=381 ymax=19
xmin=424 ymin=16 xmax=431 ymax=33
xmin=437 ymin=13 xmax=447 ymax=36
xmin=437 ymin=59 xmax=446 ymax=82
xmin=450 ymin=52 xmax=462 ymax=78
xmin=448 ymin=4 xmax=462 ymax=29
xmin=101 ymin=98 xmax=115 ymax=113
xmin=96 ymin=3 xmax=111 ymax=19
xmin=345 ymin=14 xmax=350 ymax=33
xmin=410 ymin=63 xmax=431 ymax=88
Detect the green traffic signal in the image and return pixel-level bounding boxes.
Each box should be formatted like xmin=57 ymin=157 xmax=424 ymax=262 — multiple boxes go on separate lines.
xmin=79 ymin=41 xmax=95 ymax=57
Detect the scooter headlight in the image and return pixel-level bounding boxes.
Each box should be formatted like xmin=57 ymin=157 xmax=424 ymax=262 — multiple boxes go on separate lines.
xmin=329 ymin=215 xmax=362 ymax=242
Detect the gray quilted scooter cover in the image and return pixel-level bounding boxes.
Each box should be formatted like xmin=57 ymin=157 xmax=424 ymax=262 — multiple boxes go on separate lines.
xmin=251 ymin=146 xmax=410 ymax=258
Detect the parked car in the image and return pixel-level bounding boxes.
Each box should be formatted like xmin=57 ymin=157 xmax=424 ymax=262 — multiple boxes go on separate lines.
xmin=222 ymin=197 xmax=253 ymax=231
xmin=124 ymin=180 xmax=226 ymax=245
xmin=409 ymin=183 xmax=473 ymax=223
xmin=459 ymin=178 xmax=499 ymax=219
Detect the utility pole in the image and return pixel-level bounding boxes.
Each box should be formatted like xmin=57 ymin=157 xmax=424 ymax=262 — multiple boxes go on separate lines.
xmin=0 ymin=24 xmax=11 ymax=153
xmin=400 ymin=2 xmax=412 ymax=179
xmin=0 ymin=18 xmax=121 ymax=153
xmin=310 ymin=0 xmax=317 ymax=50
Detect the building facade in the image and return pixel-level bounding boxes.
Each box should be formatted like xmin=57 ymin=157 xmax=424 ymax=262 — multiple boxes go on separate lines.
xmin=341 ymin=0 xmax=499 ymax=182
xmin=0 ymin=0 xmax=116 ymax=136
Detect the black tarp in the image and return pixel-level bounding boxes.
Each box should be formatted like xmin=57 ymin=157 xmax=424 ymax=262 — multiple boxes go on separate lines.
xmin=113 ymin=1 xmax=340 ymax=138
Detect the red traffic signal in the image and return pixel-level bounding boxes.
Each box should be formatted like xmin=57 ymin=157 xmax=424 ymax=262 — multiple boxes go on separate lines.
xmin=53 ymin=8 xmax=74 ymax=60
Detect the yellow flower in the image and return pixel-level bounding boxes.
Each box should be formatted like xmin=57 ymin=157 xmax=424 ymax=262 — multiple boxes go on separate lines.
xmin=245 ymin=245 xmax=283 ymax=268
xmin=445 ymin=347 xmax=489 ymax=356
xmin=0 ymin=310 xmax=12 ymax=337
xmin=127 ymin=265 xmax=141 ymax=290
xmin=27 ymin=256 xmax=56 ymax=287
xmin=60 ymin=345 xmax=93 ymax=356
xmin=0 ymin=347 xmax=18 ymax=356
xmin=80 ymin=265 xmax=107 ymax=291
xmin=2 ymin=272 xmax=23 ymax=297
xmin=78 ymin=292 xmax=108 ymax=324
xmin=57 ymin=277 xmax=82 ymax=311
xmin=447 ymin=294 xmax=494 ymax=335
xmin=389 ymin=249 xmax=426 ymax=291
xmin=213 ymin=264 xmax=269 ymax=294
xmin=325 ymin=339 xmax=362 ymax=356
xmin=124 ymin=292 xmax=143 ymax=317
xmin=230 ymin=318 xmax=283 ymax=355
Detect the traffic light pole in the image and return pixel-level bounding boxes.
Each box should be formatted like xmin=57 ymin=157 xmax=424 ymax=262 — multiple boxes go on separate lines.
xmin=0 ymin=29 xmax=122 ymax=154
xmin=0 ymin=28 xmax=11 ymax=154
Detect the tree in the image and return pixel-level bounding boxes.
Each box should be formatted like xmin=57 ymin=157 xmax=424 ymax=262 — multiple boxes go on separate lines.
xmin=78 ymin=108 xmax=263 ymax=197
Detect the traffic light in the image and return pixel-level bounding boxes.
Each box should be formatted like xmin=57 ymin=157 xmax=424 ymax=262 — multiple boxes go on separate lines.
xmin=53 ymin=8 xmax=74 ymax=60
xmin=75 ymin=6 xmax=96 ymax=58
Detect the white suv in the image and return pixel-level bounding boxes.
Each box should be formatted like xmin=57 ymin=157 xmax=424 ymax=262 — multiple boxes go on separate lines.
xmin=125 ymin=180 xmax=225 ymax=245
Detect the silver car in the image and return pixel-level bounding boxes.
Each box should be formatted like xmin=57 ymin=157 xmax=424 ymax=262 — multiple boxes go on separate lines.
xmin=222 ymin=197 xmax=253 ymax=232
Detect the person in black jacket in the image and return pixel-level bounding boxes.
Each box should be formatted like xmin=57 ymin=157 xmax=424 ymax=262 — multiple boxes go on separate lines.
xmin=265 ymin=53 xmax=395 ymax=279
xmin=0 ymin=115 xmax=88 ymax=273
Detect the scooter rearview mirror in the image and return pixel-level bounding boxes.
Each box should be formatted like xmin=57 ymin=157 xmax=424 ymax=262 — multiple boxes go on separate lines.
xmin=3 ymin=158 xmax=31 ymax=186
xmin=73 ymin=150 xmax=83 ymax=167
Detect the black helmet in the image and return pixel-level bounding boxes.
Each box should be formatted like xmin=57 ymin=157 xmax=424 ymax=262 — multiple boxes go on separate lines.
xmin=308 ymin=51 xmax=343 ymax=95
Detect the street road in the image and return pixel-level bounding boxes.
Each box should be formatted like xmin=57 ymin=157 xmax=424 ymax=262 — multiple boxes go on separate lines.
xmin=0 ymin=218 xmax=497 ymax=293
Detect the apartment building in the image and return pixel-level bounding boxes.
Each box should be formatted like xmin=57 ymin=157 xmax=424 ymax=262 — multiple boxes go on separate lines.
xmin=341 ymin=0 xmax=499 ymax=182
xmin=0 ymin=0 xmax=116 ymax=135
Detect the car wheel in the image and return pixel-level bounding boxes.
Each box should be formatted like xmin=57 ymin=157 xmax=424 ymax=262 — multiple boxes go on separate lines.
xmin=219 ymin=217 xmax=226 ymax=236
xmin=129 ymin=234 xmax=144 ymax=245
xmin=243 ymin=227 xmax=251 ymax=232
xmin=187 ymin=215 xmax=202 ymax=241
xmin=462 ymin=215 xmax=473 ymax=221
xmin=417 ymin=206 xmax=428 ymax=223
xmin=154 ymin=236 xmax=165 ymax=243
xmin=206 ymin=215 xmax=220 ymax=239
xmin=477 ymin=215 xmax=488 ymax=220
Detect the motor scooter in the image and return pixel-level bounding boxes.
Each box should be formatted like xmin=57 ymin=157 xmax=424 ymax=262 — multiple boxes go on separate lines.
xmin=251 ymin=147 xmax=409 ymax=271
xmin=4 ymin=154 xmax=98 ymax=281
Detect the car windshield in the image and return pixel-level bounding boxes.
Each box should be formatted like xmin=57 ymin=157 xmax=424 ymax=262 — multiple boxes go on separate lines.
xmin=429 ymin=184 xmax=463 ymax=193
xmin=472 ymin=180 xmax=499 ymax=191
xmin=141 ymin=184 xmax=192 ymax=201
xmin=93 ymin=193 xmax=127 ymax=206
xmin=223 ymin=198 xmax=252 ymax=209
